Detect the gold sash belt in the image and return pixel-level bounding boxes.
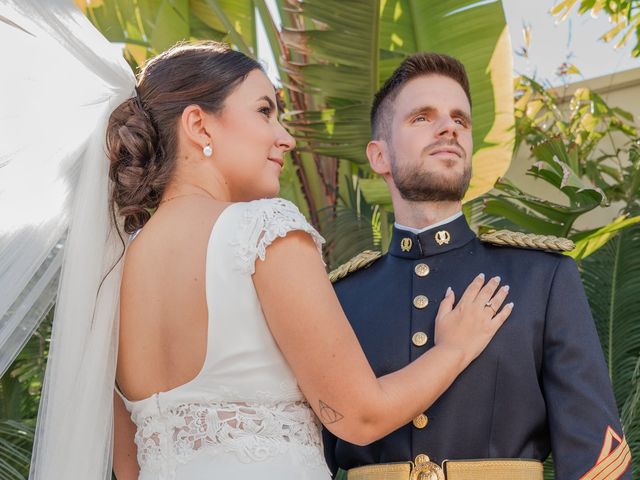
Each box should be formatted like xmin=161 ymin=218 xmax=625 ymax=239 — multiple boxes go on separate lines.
xmin=347 ymin=455 xmax=543 ymax=480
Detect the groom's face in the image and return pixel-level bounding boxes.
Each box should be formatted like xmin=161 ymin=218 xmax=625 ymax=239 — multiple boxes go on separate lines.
xmin=386 ymin=74 xmax=473 ymax=202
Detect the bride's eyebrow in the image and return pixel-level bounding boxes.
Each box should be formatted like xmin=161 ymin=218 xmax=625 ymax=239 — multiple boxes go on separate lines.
xmin=257 ymin=95 xmax=276 ymax=111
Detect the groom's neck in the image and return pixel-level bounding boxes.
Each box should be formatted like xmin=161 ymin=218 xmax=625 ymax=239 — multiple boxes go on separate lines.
xmin=392 ymin=199 xmax=462 ymax=230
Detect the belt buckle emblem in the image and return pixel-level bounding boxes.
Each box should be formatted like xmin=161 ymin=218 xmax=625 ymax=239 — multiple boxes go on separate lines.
xmin=410 ymin=454 xmax=444 ymax=480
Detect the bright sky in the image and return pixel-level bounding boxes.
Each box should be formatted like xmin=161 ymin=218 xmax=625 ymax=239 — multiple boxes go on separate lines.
xmin=256 ymin=0 xmax=640 ymax=87
xmin=503 ymin=0 xmax=640 ymax=86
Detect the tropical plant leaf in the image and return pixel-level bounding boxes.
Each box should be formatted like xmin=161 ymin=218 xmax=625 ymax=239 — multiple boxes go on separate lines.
xmin=482 ymin=198 xmax=566 ymax=236
xmin=581 ymin=221 xmax=640 ymax=475
xmin=280 ymin=0 xmax=379 ymax=164
xmin=359 ymin=177 xmax=392 ymax=209
xmin=150 ymin=0 xmax=189 ymax=52
xmin=570 ymin=215 xmax=640 ymax=260
xmin=0 ymin=309 xmax=50 ymax=478
xmin=551 ymin=0 xmax=640 ymax=58
xmin=0 ymin=420 xmax=33 ymax=480
xmin=529 ymin=140 xmax=605 ymax=206
xmin=198 ymin=0 xmax=254 ymax=54
xmin=80 ymin=0 xmax=255 ymax=67
xmin=320 ymin=176 xmax=382 ymax=269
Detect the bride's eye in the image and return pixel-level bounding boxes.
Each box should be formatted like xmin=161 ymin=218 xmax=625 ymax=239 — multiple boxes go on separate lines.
xmin=259 ymin=106 xmax=273 ymax=118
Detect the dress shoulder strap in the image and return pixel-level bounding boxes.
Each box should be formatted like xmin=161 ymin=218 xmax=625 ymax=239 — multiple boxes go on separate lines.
xmin=230 ymin=198 xmax=325 ymax=274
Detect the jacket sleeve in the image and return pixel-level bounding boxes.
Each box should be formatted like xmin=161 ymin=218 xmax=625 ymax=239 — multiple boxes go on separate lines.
xmin=542 ymin=255 xmax=631 ymax=479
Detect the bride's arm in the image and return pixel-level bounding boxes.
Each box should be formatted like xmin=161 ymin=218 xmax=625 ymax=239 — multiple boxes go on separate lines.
xmin=112 ymin=392 xmax=139 ymax=480
xmin=253 ymin=231 xmax=512 ymax=446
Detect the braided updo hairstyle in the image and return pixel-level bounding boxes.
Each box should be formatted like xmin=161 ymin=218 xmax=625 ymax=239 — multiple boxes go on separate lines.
xmin=106 ymin=41 xmax=263 ymax=234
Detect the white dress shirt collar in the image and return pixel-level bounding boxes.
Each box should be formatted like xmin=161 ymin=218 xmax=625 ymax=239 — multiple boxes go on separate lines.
xmin=394 ymin=211 xmax=463 ymax=235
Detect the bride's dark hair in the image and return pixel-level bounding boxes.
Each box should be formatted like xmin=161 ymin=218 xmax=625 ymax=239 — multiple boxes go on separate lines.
xmin=106 ymin=41 xmax=262 ymax=234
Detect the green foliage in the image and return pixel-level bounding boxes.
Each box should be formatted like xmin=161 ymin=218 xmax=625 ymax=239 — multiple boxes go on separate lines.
xmin=551 ymin=0 xmax=640 ymax=57
xmin=0 ymin=311 xmax=51 ymax=479
xmin=0 ymin=420 xmax=34 ymax=480
xmin=320 ymin=173 xmax=384 ymax=268
xmin=76 ymin=0 xmax=256 ymax=67
xmin=570 ymin=214 xmax=640 ymax=259
xmin=482 ymin=75 xmax=639 ymax=259
xmin=582 ymin=218 xmax=640 ymax=478
xmin=514 ymin=76 xmax=637 ymax=199
xmin=484 ymin=146 xmax=607 ymax=238
xmin=280 ymin=0 xmax=380 ymax=163
xmin=480 ymin=72 xmax=640 ymax=476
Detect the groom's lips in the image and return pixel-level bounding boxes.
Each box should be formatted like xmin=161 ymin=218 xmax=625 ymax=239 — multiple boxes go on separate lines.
xmin=268 ymin=157 xmax=284 ymax=167
xmin=429 ymin=146 xmax=462 ymax=157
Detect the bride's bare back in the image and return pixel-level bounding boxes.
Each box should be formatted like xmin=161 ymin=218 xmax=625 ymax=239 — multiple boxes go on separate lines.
xmin=117 ymin=198 xmax=228 ymax=401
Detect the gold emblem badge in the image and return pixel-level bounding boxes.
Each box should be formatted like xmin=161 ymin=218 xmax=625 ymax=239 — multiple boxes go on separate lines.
xmin=400 ymin=237 xmax=413 ymax=252
xmin=434 ymin=230 xmax=451 ymax=246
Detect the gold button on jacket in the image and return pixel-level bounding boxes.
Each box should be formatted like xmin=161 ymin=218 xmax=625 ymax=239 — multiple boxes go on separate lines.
xmin=412 ymin=331 xmax=428 ymax=347
xmin=412 ymin=414 xmax=428 ymax=429
xmin=413 ymin=295 xmax=429 ymax=309
xmin=414 ymin=263 xmax=430 ymax=277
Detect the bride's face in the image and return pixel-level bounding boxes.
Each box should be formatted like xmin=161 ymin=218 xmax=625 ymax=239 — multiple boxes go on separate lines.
xmin=207 ymin=69 xmax=295 ymax=201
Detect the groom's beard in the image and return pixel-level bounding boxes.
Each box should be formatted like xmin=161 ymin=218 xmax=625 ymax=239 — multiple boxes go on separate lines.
xmin=389 ymin=142 xmax=472 ymax=202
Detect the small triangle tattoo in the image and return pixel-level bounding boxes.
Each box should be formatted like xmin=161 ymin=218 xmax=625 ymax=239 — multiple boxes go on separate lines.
xmin=319 ymin=400 xmax=344 ymax=424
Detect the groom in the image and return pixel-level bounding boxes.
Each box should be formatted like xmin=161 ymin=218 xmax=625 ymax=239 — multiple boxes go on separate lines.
xmin=323 ymin=53 xmax=631 ymax=479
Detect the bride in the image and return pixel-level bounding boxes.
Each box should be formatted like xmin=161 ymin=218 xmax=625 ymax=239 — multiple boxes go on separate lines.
xmin=108 ymin=42 xmax=511 ymax=480
xmin=0 ymin=2 xmax=511 ymax=479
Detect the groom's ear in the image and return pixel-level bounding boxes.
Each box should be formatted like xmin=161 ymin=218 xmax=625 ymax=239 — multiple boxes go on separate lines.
xmin=367 ymin=139 xmax=391 ymax=176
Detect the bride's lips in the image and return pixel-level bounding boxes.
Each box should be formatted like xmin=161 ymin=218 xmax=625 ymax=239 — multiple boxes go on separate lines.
xmin=268 ymin=157 xmax=284 ymax=167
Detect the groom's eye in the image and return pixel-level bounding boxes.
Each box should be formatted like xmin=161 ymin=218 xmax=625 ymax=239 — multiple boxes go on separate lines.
xmin=454 ymin=116 xmax=469 ymax=127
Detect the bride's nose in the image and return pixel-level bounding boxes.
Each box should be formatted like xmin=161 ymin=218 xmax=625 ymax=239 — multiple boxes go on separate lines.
xmin=276 ymin=123 xmax=296 ymax=152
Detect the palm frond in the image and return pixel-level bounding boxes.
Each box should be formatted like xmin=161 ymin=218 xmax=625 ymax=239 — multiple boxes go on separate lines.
xmin=581 ymin=221 xmax=640 ymax=475
xmin=0 ymin=420 xmax=33 ymax=480
xmin=320 ymin=175 xmax=382 ymax=269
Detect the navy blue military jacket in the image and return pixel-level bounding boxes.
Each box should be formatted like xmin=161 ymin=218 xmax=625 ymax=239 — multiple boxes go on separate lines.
xmin=323 ymin=215 xmax=631 ymax=479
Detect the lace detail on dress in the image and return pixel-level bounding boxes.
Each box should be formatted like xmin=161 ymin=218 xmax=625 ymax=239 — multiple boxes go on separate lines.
xmin=232 ymin=198 xmax=325 ymax=274
xmin=135 ymin=400 xmax=325 ymax=480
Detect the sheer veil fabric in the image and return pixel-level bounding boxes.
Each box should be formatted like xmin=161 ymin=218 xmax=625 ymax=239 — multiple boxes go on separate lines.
xmin=0 ymin=1 xmax=135 ymax=478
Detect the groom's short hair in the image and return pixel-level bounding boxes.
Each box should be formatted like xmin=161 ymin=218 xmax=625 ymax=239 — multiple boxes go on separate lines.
xmin=371 ymin=53 xmax=471 ymax=140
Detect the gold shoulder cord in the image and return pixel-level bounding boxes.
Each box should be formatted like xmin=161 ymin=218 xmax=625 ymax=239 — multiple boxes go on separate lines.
xmin=479 ymin=229 xmax=575 ymax=253
xmin=329 ymin=250 xmax=383 ymax=283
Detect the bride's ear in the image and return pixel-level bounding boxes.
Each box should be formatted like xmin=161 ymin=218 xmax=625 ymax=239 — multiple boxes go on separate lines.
xmin=180 ymin=105 xmax=213 ymax=153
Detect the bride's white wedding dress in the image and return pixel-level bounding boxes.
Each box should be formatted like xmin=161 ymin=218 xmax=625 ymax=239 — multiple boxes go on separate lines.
xmin=117 ymin=198 xmax=332 ymax=480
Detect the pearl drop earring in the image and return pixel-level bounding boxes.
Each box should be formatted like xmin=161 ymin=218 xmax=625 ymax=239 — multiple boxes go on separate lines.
xmin=203 ymin=144 xmax=213 ymax=157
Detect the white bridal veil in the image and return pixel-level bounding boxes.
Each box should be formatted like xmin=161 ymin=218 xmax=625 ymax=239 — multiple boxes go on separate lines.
xmin=0 ymin=1 xmax=135 ymax=477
